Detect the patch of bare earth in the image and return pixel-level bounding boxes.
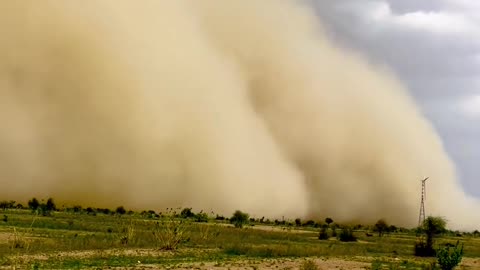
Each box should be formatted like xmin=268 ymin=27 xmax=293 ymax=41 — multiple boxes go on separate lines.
xmin=110 ymin=257 xmax=370 ymax=270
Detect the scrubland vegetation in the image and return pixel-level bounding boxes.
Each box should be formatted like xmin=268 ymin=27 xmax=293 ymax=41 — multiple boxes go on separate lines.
xmin=0 ymin=199 xmax=479 ymax=269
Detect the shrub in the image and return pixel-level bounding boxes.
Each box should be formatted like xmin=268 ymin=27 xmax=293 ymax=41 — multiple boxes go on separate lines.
xmin=338 ymin=227 xmax=357 ymax=242
xmin=2 ymin=215 xmax=7 ymax=222
xmin=28 ymin=198 xmax=40 ymax=211
xmin=115 ymin=206 xmax=126 ymax=215
xmin=180 ymin=208 xmax=195 ymax=218
xmin=318 ymin=227 xmax=329 ymax=240
xmin=374 ymin=219 xmax=389 ymax=237
xmin=46 ymin=198 xmax=56 ymax=211
xmin=325 ymin=217 xmax=333 ymax=226
xmin=414 ymin=239 xmax=435 ymax=257
xmin=0 ymin=201 xmax=15 ymax=210
xmin=437 ymin=241 xmax=464 ymax=270
xmin=230 ymin=210 xmax=249 ymax=228
xmin=152 ymin=212 xmax=190 ymax=250
xmin=303 ymin=220 xmax=316 ymax=227
xmin=295 ymin=218 xmax=302 ymax=226
xmin=85 ymin=207 xmax=96 ymax=215
xmin=194 ymin=212 xmax=209 ymax=223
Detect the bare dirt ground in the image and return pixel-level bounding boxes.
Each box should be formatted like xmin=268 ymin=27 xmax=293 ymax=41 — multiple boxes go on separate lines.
xmin=113 ymin=257 xmax=370 ymax=270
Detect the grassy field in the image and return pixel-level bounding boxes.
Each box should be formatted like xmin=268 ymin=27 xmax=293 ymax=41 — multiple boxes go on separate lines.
xmin=0 ymin=207 xmax=479 ymax=269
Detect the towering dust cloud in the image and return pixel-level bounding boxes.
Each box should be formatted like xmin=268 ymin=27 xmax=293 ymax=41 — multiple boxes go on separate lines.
xmin=0 ymin=1 xmax=478 ymax=229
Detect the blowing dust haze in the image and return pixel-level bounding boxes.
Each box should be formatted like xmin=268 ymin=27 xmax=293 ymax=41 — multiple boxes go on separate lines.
xmin=0 ymin=1 xmax=478 ymax=229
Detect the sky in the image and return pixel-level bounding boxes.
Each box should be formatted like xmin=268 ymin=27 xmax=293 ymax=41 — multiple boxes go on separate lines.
xmin=310 ymin=0 xmax=480 ymax=197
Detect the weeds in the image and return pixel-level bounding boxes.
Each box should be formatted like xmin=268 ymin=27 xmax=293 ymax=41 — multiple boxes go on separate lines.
xmin=152 ymin=213 xmax=190 ymax=250
xmin=119 ymin=219 xmax=136 ymax=245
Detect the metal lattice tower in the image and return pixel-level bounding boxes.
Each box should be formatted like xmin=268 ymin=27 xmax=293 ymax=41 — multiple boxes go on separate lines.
xmin=418 ymin=177 xmax=429 ymax=227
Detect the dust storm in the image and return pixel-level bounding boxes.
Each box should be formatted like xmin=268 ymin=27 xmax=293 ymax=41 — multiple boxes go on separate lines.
xmin=0 ymin=1 xmax=478 ymax=229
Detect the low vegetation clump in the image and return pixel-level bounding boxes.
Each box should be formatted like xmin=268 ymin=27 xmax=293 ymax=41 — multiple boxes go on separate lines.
xmin=318 ymin=227 xmax=329 ymax=240
xmin=338 ymin=227 xmax=357 ymax=242
xmin=436 ymin=241 xmax=464 ymax=270
xmin=230 ymin=210 xmax=249 ymax=228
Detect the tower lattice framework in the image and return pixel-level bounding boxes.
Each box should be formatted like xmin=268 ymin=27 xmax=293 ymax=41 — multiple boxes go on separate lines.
xmin=418 ymin=177 xmax=429 ymax=227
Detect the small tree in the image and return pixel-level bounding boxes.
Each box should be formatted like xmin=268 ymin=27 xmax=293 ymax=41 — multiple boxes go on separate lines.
xmin=116 ymin=206 xmax=127 ymax=215
xmin=194 ymin=212 xmax=209 ymax=223
xmin=46 ymin=198 xmax=56 ymax=212
xmin=295 ymin=218 xmax=302 ymax=227
xmin=230 ymin=210 xmax=249 ymax=228
xmin=180 ymin=208 xmax=195 ymax=218
xmin=374 ymin=219 xmax=389 ymax=237
xmin=28 ymin=198 xmax=40 ymax=211
xmin=415 ymin=216 xmax=447 ymax=257
xmin=325 ymin=217 xmax=333 ymax=226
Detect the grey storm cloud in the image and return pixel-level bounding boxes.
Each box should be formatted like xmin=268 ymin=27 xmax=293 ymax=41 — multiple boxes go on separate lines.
xmin=310 ymin=0 xmax=480 ymax=197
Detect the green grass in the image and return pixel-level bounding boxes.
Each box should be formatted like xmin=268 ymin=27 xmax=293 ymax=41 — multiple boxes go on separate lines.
xmin=0 ymin=208 xmax=479 ymax=268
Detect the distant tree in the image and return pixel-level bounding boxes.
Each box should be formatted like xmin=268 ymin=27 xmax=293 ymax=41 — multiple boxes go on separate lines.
xmin=72 ymin=205 xmax=83 ymax=213
xmin=195 ymin=212 xmax=209 ymax=223
xmin=473 ymin=230 xmax=480 ymax=238
xmin=0 ymin=201 xmax=8 ymax=210
xmin=325 ymin=217 xmax=333 ymax=226
xmin=230 ymin=210 xmax=249 ymax=228
xmin=0 ymin=201 xmax=16 ymax=210
xmin=46 ymin=198 xmax=56 ymax=211
xmin=295 ymin=218 xmax=302 ymax=227
xmin=180 ymin=208 xmax=195 ymax=218
xmin=116 ymin=206 xmax=126 ymax=215
xmin=28 ymin=198 xmax=40 ymax=211
xmin=374 ymin=219 xmax=389 ymax=237
xmin=86 ymin=207 xmax=96 ymax=215
xmin=303 ymin=220 xmax=316 ymax=227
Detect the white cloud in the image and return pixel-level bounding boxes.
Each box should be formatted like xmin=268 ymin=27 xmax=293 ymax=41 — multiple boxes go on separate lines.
xmin=363 ymin=1 xmax=477 ymax=35
xmin=394 ymin=11 xmax=475 ymax=34
xmin=462 ymin=95 xmax=480 ymax=117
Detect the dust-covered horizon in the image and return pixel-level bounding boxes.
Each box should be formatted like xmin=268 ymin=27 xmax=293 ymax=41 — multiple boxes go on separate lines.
xmin=0 ymin=1 xmax=478 ymax=230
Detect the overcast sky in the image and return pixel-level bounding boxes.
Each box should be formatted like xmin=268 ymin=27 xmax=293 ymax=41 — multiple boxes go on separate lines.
xmin=310 ymin=0 xmax=479 ymax=197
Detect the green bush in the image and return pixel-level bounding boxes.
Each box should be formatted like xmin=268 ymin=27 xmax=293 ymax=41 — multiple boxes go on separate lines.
xmin=194 ymin=212 xmax=209 ymax=223
xmin=115 ymin=206 xmax=126 ymax=215
xmin=338 ymin=227 xmax=357 ymax=242
xmin=230 ymin=210 xmax=249 ymax=228
xmin=414 ymin=239 xmax=435 ymax=257
xmin=437 ymin=241 xmax=463 ymax=270
xmin=181 ymin=208 xmax=195 ymax=218
xmin=28 ymin=198 xmax=39 ymax=211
